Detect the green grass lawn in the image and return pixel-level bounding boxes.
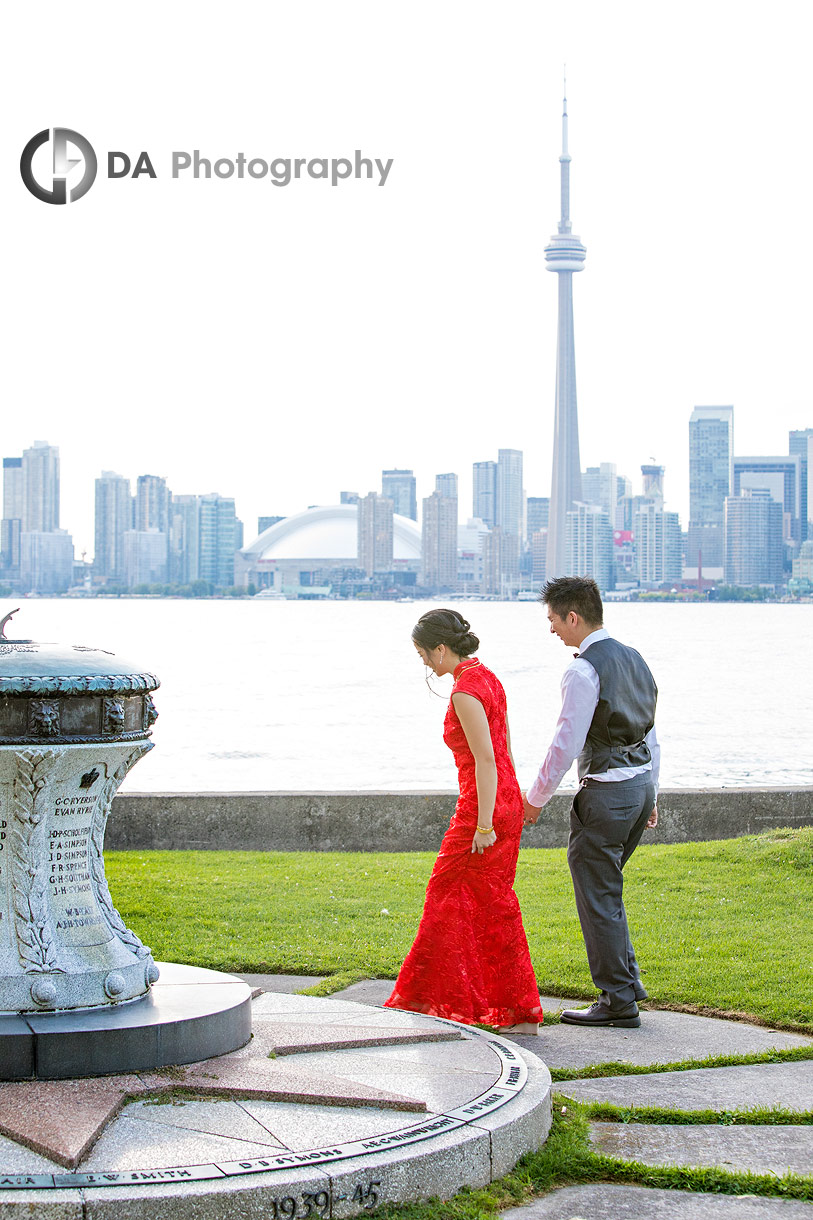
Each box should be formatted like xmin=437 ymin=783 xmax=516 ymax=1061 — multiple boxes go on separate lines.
xmin=105 ymin=827 xmax=813 ymax=1030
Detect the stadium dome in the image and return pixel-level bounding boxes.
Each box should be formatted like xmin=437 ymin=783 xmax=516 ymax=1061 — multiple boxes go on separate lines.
xmin=242 ymin=504 xmax=421 ymax=561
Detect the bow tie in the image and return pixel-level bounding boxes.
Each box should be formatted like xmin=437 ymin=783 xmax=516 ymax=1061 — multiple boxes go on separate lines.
xmin=573 ymin=652 xmax=580 ymax=659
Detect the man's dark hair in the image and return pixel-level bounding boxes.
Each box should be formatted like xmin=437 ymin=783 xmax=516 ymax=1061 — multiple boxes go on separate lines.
xmin=539 ymin=576 xmax=603 ymax=626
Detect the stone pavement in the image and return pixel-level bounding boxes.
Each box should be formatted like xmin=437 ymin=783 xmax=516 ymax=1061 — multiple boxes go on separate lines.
xmin=0 ymin=974 xmax=553 ymax=1217
xmin=499 ymin=1184 xmax=813 ymax=1218
xmin=0 ymin=973 xmax=809 ymax=1216
xmin=314 ymin=976 xmax=813 ymax=1216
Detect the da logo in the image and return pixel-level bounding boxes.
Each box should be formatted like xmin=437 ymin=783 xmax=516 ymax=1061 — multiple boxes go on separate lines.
xmin=20 ymin=128 xmax=98 ymax=204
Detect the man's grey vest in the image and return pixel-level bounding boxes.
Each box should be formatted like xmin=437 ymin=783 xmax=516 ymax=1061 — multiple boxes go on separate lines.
xmin=577 ymin=637 xmax=657 ymax=779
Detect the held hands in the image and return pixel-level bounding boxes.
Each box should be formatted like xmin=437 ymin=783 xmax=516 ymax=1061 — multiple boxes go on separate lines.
xmin=471 ymin=827 xmax=497 ymax=854
xmin=522 ymin=793 xmax=542 ymax=826
xmin=646 ymin=804 xmax=659 ymax=829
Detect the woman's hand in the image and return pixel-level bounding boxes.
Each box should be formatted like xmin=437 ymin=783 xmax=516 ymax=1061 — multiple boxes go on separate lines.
xmin=472 ymin=827 xmax=497 ymax=854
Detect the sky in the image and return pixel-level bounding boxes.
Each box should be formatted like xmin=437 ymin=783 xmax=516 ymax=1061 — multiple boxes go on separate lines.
xmin=3 ymin=0 xmax=812 ymax=557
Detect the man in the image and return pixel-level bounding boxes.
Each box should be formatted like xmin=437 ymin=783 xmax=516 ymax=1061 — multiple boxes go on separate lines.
xmin=523 ymin=576 xmax=659 ymax=1029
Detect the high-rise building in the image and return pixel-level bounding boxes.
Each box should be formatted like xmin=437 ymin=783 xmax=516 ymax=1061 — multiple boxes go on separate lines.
xmin=123 ymin=530 xmax=169 ymax=588
xmin=480 ymin=528 xmax=518 ymax=595
xmin=1 ymin=457 xmax=23 ymax=573
xmin=640 ymin=464 xmax=665 ymax=506
xmin=134 ymin=474 xmax=171 ymax=533
xmin=530 ymin=530 xmax=547 ymax=583
xmin=581 ymin=463 xmax=618 ymax=522
xmin=257 ymin=515 xmax=284 ymax=536
xmin=634 ymin=504 xmax=682 ymax=586
xmin=790 ymin=540 xmax=813 ymax=594
xmin=358 ymin=493 xmax=394 ymax=576
xmin=687 ymin=406 xmax=734 ymax=571
xmin=22 ymin=441 xmax=60 ymax=533
xmin=732 ymin=455 xmax=801 ymax=546
xmin=198 ymin=494 xmax=238 ymax=588
xmin=724 ymin=489 xmax=783 ymax=586
xmin=546 ymin=88 xmax=586 ymax=578
xmin=133 ymin=475 xmax=170 ymax=582
xmin=13 ymin=442 xmax=70 ymax=594
xmin=496 ymin=449 xmax=523 ymax=541
xmin=435 ymin=473 xmax=458 ymax=499
xmin=381 ymin=470 xmax=416 ymax=521
xmin=566 ymin=503 xmax=613 ymax=591
xmin=169 ymin=495 xmax=200 ymax=584
xmin=94 ymin=472 xmax=132 ymax=585
xmin=339 ymin=491 xmax=360 ymax=505
xmin=2 ymin=458 xmax=23 ymax=521
xmin=472 ymin=461 xmax=497 ymax=527
xmin=615 ymin=475 xmax=633 ymax=529
xmin=421 ymin=490 xmax=458 ymax=590
xmin=526 ymin=497 xmax=550 ymax=537
xmin=789 ymin=430 xmax=813 ymax=541
xmin=20 ymin=529 xmax=74 ymax=594
xmin=457 ymin=517 xmax=489 ymax=593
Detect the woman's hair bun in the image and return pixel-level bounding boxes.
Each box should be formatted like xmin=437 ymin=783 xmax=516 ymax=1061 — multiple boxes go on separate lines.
xmin=451 ymin=627 xmax=479 ymax=654
xmin=411 ymin=608 xmax=479 ymax=657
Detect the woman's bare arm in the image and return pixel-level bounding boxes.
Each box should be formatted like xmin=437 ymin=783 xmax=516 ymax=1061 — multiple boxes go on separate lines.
xmin=452 ymin=692 xmax=498 ymax=854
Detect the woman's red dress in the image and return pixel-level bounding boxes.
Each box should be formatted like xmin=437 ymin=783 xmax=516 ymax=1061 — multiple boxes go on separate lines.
xmin=385 ymin=658 xmax=542 ymax=1026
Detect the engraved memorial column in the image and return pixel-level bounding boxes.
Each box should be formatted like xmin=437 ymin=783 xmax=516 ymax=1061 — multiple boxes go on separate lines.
xmin=0 ymin=611 xmax=161 ymax=1013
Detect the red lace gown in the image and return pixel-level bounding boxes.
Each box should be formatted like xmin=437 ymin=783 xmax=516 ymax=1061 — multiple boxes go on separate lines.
xmin=385 ymin=658 xmax=542 ymax=1026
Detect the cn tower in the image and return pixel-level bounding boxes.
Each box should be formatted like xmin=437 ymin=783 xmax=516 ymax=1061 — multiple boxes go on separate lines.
xmin=545 ymin=84 xmax=586 ymax=578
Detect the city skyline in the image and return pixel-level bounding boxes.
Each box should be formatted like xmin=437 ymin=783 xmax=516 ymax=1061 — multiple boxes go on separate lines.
xmin=3 ymin=401 xmax=810 ymax=595
xmin=4 ymin=405 xmax=805 ymax=566
xmin=3 ymin=3 xmax=812 ymax=559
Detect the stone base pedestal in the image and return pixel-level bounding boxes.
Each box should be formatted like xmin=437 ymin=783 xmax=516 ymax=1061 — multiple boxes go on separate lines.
xmin=0 ymin=963 xmax=251 ymax=1079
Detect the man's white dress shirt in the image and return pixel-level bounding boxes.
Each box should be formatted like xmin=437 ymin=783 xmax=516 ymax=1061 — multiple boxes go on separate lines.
xmin=527 ymin=628 xmax=660 ymax=809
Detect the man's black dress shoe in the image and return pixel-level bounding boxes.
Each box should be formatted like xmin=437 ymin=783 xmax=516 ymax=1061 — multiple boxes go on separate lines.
xmin=560 ymin=1000 xmax=641 ymax=1028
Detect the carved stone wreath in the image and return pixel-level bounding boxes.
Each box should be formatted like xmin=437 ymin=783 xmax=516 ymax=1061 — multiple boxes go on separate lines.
xmin=11 ymin=750 xmax=63 ymax=977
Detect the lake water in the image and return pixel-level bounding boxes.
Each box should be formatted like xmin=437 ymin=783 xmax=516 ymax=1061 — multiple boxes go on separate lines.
xmin=5 ymin=599 xmax=812 ymax=793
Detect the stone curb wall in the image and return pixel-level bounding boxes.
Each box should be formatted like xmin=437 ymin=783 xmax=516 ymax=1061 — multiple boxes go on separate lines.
xmin=108 ymin=788 xmax=813 ymax=852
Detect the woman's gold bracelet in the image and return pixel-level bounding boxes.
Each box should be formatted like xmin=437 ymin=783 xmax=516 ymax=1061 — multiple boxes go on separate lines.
xmin=476 ymin=825 xmax=494 ymax=834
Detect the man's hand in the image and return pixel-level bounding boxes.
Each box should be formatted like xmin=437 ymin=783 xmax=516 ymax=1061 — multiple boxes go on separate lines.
xmin=646 ymin=804 xmax=658 ymax=829
xmin=522 ymin=793 xmax=542 ymax=826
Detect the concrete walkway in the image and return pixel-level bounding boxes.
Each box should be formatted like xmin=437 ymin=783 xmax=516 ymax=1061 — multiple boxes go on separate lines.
xmin=245 ymin=976 xmax=813 ymax=1216
xmin=500 ymin=1184 xmax=813 ymax=1218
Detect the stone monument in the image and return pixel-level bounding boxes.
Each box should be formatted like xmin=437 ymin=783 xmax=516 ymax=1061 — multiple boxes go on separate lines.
xmin=0 ymin=609 xmax=251 ymax=1078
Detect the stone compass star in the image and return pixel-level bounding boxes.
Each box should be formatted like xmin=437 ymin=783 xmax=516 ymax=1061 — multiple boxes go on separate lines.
xmin=0 ymin=1020 xmax=459 ymax=1168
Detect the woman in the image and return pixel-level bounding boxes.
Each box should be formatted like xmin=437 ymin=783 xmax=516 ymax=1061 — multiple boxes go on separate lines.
xmin=385 ymin=608 xmax=542 ymax=1034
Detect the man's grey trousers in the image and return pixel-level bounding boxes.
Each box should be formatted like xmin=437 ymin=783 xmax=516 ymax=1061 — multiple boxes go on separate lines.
xmin=567 ymin=772 xmax=657 ymax=1009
